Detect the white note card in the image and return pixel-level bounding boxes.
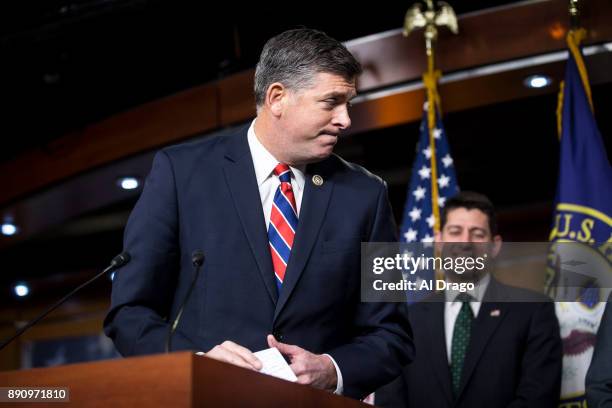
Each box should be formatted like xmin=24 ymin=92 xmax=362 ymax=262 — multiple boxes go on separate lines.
xmin=254 ymin=347 xmax=298 ymax=382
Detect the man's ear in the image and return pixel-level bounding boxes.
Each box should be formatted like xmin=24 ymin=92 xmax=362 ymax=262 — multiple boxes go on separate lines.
xmin=265 ymin=82 xmax=286 ymax=117
xmin=491 ymin=235 xmax=502 ymax=257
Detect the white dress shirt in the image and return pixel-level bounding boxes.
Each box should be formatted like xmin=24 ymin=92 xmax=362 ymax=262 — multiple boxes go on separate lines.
xmin=247 ymin=121 xmax=305 ymax=223
xmin=443 ymin=274 xmax=491 ymax=364
xmin=247 ymin=120 xmax=344 ymax=394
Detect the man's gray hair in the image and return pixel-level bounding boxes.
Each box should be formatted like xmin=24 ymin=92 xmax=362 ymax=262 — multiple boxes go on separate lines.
xmin=254 ymin=28 xmax=362 ymax=108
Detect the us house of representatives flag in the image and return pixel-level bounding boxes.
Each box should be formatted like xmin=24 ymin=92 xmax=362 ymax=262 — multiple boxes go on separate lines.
xmin=546 ymin=29 xmax=612 ymax=408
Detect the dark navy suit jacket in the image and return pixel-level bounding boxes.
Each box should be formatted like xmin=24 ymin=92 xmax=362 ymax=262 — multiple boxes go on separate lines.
xmin=375 ymin=278 xmax=562 ymax=408
xmin=104 ymin=125 xmax=414 ymax=399
xmin=586 ymin=292 xmax=612 ymax=408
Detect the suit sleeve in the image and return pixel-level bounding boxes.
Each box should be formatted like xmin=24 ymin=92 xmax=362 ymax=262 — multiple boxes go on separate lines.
xmin=586 ymin=297 xmax=612 ymax=408
xmin=103 ymin=151 xmax=197 ymax=355
xmin=507 ymin=301 xmax=562 ymax=408
xmin=326 ymin=182 xmax=415 ymax=400
xmin=374 ymin=374 xmax=410 ymax=408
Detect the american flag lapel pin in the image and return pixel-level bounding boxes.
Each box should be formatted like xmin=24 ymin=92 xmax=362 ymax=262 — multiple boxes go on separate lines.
xmin=490 ymin=309 xmax=501 ymax=317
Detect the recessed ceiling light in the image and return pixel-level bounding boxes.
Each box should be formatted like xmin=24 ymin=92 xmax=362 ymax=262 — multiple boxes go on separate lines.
xmin=1 ymin=223 xmax=18 ymax=236
xmin=524 ymin=75 xmax=553 ymax=89
xmin=117 ymin=177 xmax=140 ymax=190
xmin=14 ymin=283 xmax=30 ymax=297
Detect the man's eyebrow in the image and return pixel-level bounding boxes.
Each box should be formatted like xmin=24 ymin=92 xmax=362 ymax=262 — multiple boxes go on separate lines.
xmin=446 ymin=224 xmax=462 ymax=229
xmin=322 ymin=91 xmax=355 ymax=99
xmin=468 ymin=227 xmax=487 ymax=233
xmin=445 ymin=225 xmax=486 ymax=233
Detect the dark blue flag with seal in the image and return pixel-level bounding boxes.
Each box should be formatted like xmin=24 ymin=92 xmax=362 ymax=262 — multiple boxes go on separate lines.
xmin=546 ymin=28 xmax=612 ymax=407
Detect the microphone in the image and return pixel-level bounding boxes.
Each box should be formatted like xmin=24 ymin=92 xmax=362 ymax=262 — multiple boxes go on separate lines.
xmin=165 ymin=250 xmax=205 ymax=353
xmin=109 ymin=252 xmax=131 ymax=270
xmin=0 ymin=252 xmax=131 ymax=351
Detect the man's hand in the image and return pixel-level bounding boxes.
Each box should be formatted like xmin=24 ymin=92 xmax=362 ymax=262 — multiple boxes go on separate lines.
xmin=205 ymin=340 xmax=262 ymax=371
xmin=267 ymin=334 xmax=337 ymax=392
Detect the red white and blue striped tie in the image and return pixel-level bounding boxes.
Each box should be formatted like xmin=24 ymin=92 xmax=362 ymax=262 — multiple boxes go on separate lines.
xmin=268 ymin=163 xmax=298 ymax=292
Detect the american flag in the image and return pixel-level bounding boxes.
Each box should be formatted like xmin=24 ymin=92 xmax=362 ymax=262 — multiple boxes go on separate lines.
xmin=400 ymin=101 xmax=459 ymax=244
xmin=398 ymin=101 xmax=459 ymax=302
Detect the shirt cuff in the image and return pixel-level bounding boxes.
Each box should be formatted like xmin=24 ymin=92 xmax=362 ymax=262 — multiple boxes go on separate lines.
xmin=323 ymin=353 xmax=344 ymax=395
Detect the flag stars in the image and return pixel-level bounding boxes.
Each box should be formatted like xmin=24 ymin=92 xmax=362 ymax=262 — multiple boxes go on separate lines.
xmin=403 ymin=250 xmax=414 ymax=258
xmin=438 ymin=174 xmax=450 ymax=189
xmin=401 ymin=111 xmax=458 ymax=252
xmin=418 ymin=165 xmax=431 ymax=180
xmin=409 ymin=207 xmax=422 ymax=222
xmin=413 ymin=186 xmax=426 ymax=201
xmin=442 ymin=154 xmax=454 ymax=168
xmin=422 ymin=234 xmax=434 ymax=244
xmin=404 ymin=229 xmax=418 ymax=242
xmin=426 ymin=214 xmax=435 ymax=228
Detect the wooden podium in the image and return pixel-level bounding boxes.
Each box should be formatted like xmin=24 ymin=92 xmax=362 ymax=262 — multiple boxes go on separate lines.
xmin=0 ymin=352 xmax=369 ymax=407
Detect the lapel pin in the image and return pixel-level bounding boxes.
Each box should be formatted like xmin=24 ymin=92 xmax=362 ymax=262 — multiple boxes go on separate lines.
xmin=312 ymin=175 xmax=324 ymax=186
xmin=490 ymin=309 xmax=501 ymax=317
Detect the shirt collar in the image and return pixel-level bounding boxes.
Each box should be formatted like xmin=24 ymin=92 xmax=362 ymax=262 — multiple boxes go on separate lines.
xmin=247 ymin=120 xmax=305 ymax=191
xmin=445 ymin=273 xmax=491 ymax=303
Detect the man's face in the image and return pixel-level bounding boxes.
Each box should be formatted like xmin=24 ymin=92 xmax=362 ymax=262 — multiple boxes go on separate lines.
xmin=276 ymin=72 xmax=356 ymax=165
xmin=439 ymin=208 xmax=494 ymax=243
xmin=435 ymin=207 xmax=502 ymax=281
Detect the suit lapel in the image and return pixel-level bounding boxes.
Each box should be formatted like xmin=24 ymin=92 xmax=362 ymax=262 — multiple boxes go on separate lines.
xmin=273 ymin=161 xmax=334 ymax=322
xmin=222 ymin=129 xmax=278 ymax=305
xmin=457 ymin=278 xmax=508 ymax=399
xmin=424 ymin=300 xmax=454 ymax=406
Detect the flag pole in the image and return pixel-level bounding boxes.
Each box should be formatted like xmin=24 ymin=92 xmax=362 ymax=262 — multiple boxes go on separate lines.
xmin=557 ymin=0 xmax=593 ymax=137
xmin=403 ymin=0 xmax=458 ymax=234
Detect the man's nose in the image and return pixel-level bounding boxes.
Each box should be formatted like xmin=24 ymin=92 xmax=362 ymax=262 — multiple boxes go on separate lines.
xmin=459 ymin=233 xmax=472 ymax=244
xmin=459 ymin=241 xmax=475 ymax=254
xmin=333 ymin=105 xmax=352 ymax=130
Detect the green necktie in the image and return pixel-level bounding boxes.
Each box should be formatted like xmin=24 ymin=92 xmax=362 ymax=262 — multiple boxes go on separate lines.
xmin=450 ymin=293 xmax=474 ymax=398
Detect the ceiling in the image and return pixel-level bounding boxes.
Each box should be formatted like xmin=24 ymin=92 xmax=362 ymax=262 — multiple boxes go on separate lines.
xmin=1 ymin=0 xmax=522 ymax=162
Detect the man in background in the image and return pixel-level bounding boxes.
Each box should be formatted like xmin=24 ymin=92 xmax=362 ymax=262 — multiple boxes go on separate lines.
xmin=376 ymin=191 xmax=562 ymax=407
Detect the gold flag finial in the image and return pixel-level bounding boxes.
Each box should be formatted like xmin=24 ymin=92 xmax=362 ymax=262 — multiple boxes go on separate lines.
xmin=403 ymin=0 xmax=458 ymax=57
xmin=402 ymin=1 xmax=459 ymax=239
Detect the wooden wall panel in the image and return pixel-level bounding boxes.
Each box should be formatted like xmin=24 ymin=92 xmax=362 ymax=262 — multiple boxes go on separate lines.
xmin=0 ymin=84 xmax=218 ymax=205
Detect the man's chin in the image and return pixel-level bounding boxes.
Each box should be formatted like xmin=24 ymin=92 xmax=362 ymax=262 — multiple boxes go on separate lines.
xmin=295 ymin=149 xmax=333 ymax=165
xmin=314 ymin=146 xmax=335 ymax=160
xmin=446 ymin=269 xmax=485 ymax=283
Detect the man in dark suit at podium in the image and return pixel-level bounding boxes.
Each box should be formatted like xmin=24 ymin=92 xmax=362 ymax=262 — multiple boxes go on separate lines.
xmin=104 ymin=28 xmax=414 ymax=400
xmin=375 ymin=192 xmax=562 ymax=408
